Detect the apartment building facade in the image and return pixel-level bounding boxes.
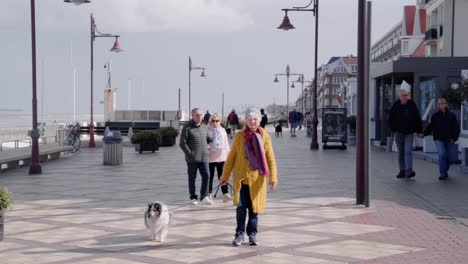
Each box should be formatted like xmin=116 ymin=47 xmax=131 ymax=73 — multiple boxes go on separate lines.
xmin=424 ymin=0 xmax=468 ymax=57
xmin=317 ymin=57 xmax=357 ymax=110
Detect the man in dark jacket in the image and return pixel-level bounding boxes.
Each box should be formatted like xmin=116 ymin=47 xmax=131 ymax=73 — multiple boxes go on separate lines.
xmin=180 ymin=108 xmax=213 ymax=205
xmin=203 ymin=110 xmax=211 ymax=125
xmin=289 ymin=109 xmax=298 ymax=137
xmin=389 ymin=88 xmax=423 ymax=179
xmin=260 ymin=108 xmax=268 ymax=128
xmin=227 ymin=109 xmax=239 ymax=139
xmin=422 ymin=98 xmax=460 ymax=180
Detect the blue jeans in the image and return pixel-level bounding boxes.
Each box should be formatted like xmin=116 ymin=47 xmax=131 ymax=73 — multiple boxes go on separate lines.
xmin=236 ymin=185 xmax=258 ymax=237
xmin=434 ymin=140 xmax=452 ymax=177
xmin=187 ymin=162 xmax=209 ymax=200
xmin=394 ymin=132 xmax=414 ymax=172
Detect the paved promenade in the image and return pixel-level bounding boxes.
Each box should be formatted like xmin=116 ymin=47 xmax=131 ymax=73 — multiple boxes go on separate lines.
xmin=0 ymin=128 xmax=467 ymax=263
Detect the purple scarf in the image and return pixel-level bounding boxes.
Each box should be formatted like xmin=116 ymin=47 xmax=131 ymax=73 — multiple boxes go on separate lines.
xmin=244 ymin=128 xmax=269 ymax=176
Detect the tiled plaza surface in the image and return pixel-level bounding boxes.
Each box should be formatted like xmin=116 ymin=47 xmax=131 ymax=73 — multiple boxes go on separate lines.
xmin=1 ymin=128 xmax=468 ymax=263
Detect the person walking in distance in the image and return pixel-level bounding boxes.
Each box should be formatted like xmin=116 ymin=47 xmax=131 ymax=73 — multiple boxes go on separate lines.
xmin=228 ymin=109 xmax=239 ymax=139
xmin=297 ymin=111 xmax=304 ymax=130
xmin=389 ymin=83 xmax=423 ymax=179
xmin=180 ymin=108 xmax=213 ymax=205
xmin=260 ymin=109 xmax=268 ymax=129
xmin=421 ymin=98 xmax=460 ymax=180
xmin=289 ymin=108 xmax=298 ymax=137
xmin=220 ymin=108 xmax=278 ymax=247
xmin=203 ymin=110 xmax=211 ymax=125
xmin=207 ymin=113 xmax=232 ymax=202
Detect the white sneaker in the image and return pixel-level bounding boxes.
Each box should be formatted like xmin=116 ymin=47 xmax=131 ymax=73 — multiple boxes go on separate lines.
xmin=190 ymin=199 xmax=198 ymax=206
xmin=223 ymin=193 xmax=233 ymax=203
xmin=201 ymin=196 xmax=213 ymax=205
xmin=208 ymin=193 xmax=213 ymax=200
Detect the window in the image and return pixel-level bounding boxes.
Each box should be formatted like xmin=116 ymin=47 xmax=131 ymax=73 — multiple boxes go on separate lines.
xmin=418 ymin=77 xmax=437 ymax=119
xmin=401 ymin=40 xmax=409 ymax=55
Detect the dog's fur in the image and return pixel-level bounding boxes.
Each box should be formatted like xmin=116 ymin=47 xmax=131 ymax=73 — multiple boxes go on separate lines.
xmin=144 ymin=201 xmax=171 ymax=242
xmin=275 ymin=123 xmax=283 ymax=138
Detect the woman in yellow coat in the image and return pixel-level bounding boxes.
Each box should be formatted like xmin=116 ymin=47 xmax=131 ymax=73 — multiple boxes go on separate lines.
xmin=220 ymin=108 xmax=278 ymax=246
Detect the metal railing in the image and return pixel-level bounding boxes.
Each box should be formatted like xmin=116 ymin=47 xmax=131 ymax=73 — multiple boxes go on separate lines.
xmin=0 ymin=139 xmax=32 ymax=151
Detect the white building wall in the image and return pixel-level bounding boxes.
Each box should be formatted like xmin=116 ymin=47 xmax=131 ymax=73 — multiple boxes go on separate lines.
xmin=427 ymin=0 xmax=468 ymax=56
xmin=453 ymin=0 xmax=468 ymax=56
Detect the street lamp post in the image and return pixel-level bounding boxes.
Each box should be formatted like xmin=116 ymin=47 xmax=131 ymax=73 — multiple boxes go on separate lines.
xmin=277 ymin=0 xmax=319 ymax=150
xmin=29 ymin=0 xmax=41 ymax=174
xmin=89 ymin=13 xmax=123 ymax=147
xmin=274 ymin=65 xmax=301 ymax=126
xmin=292 ymin=74 xmax=313 ymax=114
xmin=188 ymin=56 xmax=206 ymax=112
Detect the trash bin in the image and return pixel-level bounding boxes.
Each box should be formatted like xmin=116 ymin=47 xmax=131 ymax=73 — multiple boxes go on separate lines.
xmin=103 ymin=131 xmax=123 ymax=165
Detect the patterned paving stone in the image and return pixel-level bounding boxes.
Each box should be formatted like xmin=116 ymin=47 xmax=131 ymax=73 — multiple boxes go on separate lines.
xmin=10 ymin=226 xmax=111 ymax=244
xmin=297 ymin=240 xmax=424 ymax=260
xmin=224 ymin=252 xmax=348 ymax=264
xmin=130 ymin=242 xmax=256 ymax=263
xmin=1 ymin=130 xmax=467 ymax=263
xmin=0 ymin=247 xmax=88 ymax=264
xmin=293 ymin=221 xmax=394 ymax=236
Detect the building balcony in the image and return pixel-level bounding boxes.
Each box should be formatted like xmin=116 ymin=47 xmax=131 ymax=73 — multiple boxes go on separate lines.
xmin=425 ymin=27 xmax=437 ymax=41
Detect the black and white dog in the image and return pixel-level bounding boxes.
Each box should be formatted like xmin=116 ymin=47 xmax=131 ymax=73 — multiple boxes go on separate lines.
xmin=275 ymin=123 xmax=283 ymax=138
xmin=144 ymin=201 xmax=171 ymax=243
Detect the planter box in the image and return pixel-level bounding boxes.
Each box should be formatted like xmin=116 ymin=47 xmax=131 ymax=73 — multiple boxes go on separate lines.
xmin=135 ymin=143 xmax=159 ymax=153
xmin=160 ymin=136 xmax=176 ymax=147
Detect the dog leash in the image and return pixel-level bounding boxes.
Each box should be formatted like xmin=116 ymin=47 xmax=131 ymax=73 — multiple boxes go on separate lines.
xmin=166 ymin=183 xmax=234 ymax=212
xmin=213 ymin=182 xmax=234 ymax=198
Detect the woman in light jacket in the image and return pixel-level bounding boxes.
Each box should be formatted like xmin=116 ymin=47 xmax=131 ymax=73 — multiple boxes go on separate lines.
xmin=220 ymin=108 xmax=278 ymax=247
xmin=207 ymin=113 xmax=232 ymax=202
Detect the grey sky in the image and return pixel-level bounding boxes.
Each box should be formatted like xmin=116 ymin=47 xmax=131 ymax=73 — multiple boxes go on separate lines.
xmin=1 ymin=0 xmax=414 ymax=117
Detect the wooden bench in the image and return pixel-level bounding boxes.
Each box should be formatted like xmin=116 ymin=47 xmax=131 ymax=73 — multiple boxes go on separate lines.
xmin=0 ymin=144 xmax=74 ymax=171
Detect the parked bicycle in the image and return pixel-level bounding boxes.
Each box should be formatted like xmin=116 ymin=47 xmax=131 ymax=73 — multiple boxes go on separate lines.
xmin=63 ymin=122 xmax=81 ymax=153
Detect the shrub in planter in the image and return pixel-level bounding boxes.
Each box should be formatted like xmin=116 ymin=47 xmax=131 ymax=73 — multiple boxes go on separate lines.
xmin=0 ymin=186 xmax=13 ymax=241
xmin=159 ymin=127 xmax=179 ymax=147
xmin=131 ymin=130 xmax=160 ymax=153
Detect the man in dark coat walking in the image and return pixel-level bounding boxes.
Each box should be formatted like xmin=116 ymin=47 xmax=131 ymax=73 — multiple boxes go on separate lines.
xmin=389 ymin=84 xmax=423 ymax=179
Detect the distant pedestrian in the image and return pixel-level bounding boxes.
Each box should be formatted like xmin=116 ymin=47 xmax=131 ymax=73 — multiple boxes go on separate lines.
xmin=296 ymin=111 xmax=304 ymax=130
xmin=220 ymin=108 xmax=278 ymax=247
xmin=203 ymin=110 xmax=211 ymax=125
xmin=227 ymin=109 xmax=239 ymax=139
xmin=289 ymin=109 xmax=298 ymax=137
xmin=180 ymin=108 xmax=213 ymax=206
xmin=207 ymin=113 xmax=232 ymax=202
xmin=279 ymin=112 xmax=287 ymax=127
xmin=260 ymin=109 xmax=268 ymax=128
xmin=389 ymin=84 xmax=423 ymax=179
xmin=421 ymin=98 xmax=460 ymax=180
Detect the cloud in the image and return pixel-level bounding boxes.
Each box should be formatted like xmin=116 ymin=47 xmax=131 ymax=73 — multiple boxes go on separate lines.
xmin=1 ymin=0 xmax=256 ymax=33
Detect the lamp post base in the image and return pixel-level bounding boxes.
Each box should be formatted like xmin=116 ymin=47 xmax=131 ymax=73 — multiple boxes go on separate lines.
xmin=88 ymin=141 xmax=96 ymax=148
xmin=29 ymin=164 xmax=42 ymax=175
xmin=310 ymin=142 xmax=319 ymax=150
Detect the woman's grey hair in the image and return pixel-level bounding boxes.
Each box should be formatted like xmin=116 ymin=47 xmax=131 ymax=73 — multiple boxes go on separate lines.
xmin=245 ymin=108 xmax=261 ymax=120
